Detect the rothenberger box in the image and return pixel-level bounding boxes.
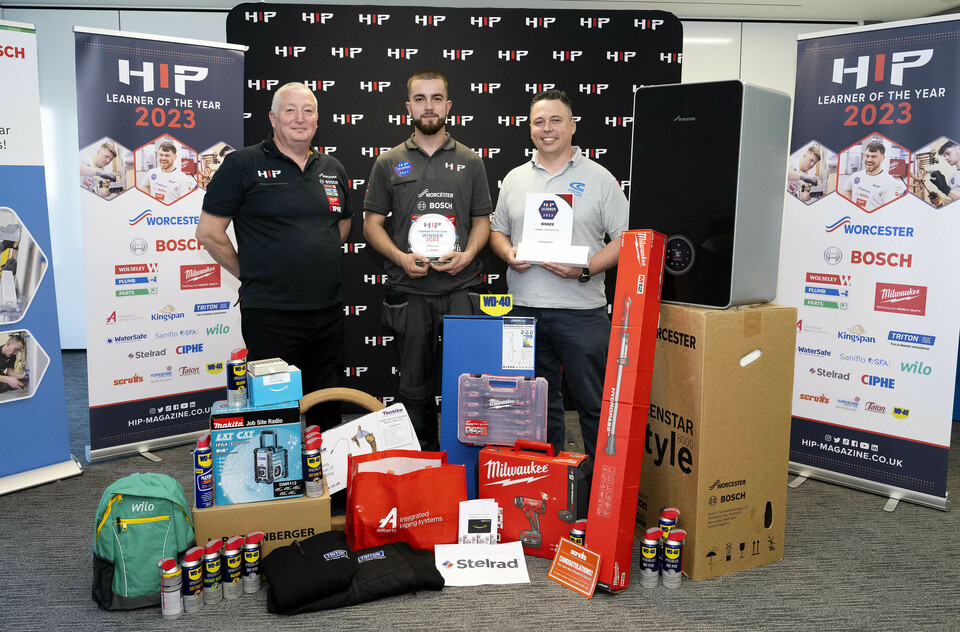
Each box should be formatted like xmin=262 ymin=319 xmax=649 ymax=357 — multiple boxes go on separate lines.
xmin=636 ymin=303 xmax=796 ymax=580
xmin=479 ymin=441 xmax=588 ymax=559
xmin=210 ymin=399 xmax=303 ymax=505
xmin=192 ymin=492 xmax=331 ymax=558
xmin=585 ymin=229 xmax=666 ymax=592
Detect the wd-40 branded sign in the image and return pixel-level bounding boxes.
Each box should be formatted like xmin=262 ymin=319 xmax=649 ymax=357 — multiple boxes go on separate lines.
xmin=779 ymin=16 xmax=960 ymax=504
xmin=75 ymin=29 xmax=245 ymax=457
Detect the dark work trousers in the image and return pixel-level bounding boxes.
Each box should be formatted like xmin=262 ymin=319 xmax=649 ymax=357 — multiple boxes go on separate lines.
xmin=241 ymin=304 xmax=345 ymax=430
xmin=381 ymin=287 xmax=479 ymax=451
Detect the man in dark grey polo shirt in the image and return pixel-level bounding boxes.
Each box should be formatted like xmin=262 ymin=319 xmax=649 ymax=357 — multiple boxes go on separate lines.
xmin=363 ymin=69 xmax=492 ymax=450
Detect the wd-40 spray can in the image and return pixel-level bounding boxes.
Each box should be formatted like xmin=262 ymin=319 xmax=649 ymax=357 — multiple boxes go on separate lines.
xmin=662 ymin=528 xmax=687 ymax=589
xmin=158 ymin=557 xmax=184 ymax=621
xmin=658 ymin=507 xmax=680 ymax=541
xmin=227 ymin=347 xmax=248 ymax=407
xmin=222 ymin=535 xmax=244 ymax=600
xmin=181 ymin=546 xmax=204 ymax=614
xmin=194 ymin=433 xmax=213 ymax=509
xmin=242 ymin=531 xmax=265 ymax=594
xmin=640 ymin=527 xmax=663 ymax=588
xmin=202 ymin=539 xmax=223 ymax=604
xmin=303 ymin=437 xmax=325 ymax=498
xmin=569 ymin=520 xmax=587 ymax=546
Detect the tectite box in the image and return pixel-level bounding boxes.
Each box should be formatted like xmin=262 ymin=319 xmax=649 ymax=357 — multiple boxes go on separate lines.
xmin=636 ymin=303 xmax=796 ymax=580
xmin=441 ymin=316 xmax=537 ymax=499
xmin=249 ymin=366 xmax=303 ymax=407
xmin=586 ymin=229 xmax=666 ymax=592
xmin=210 ymin=399 xmax=304 ymax=506
xmin=192 ymin=492 xmax=331 ymax=558
xmin=479 ymin=441 xmax=588 ymax=559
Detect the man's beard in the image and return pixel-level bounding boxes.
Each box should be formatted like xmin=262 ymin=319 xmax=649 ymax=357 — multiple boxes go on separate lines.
xmin=413 ymin=114 xmax=444 ymax=136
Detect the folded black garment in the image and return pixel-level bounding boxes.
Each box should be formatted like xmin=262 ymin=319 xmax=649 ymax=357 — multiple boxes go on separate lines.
xmin=266 ymin=539 xmax=445 ymax=614
xmin=261 ymin=531 xmax=355 ymax=613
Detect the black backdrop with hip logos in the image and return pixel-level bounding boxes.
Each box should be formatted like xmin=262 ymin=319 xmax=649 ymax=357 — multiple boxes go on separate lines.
xmin=227 ymin=3 xmax=682 ymax=405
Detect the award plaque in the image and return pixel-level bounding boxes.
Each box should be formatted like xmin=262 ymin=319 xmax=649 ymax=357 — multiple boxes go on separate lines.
xmin=516 ymin=193 xmax=589 ymax=266
xmin=408 ymin=214 xmax=457 ymax=262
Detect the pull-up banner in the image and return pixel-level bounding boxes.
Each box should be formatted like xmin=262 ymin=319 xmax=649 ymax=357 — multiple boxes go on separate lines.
xmin=228 ymin=3 xmax=683 ymax=404
xmin=780 ymin=15 xmax=960 ymax=508
xmin=75 ymin=28 xmax=246 ymax=459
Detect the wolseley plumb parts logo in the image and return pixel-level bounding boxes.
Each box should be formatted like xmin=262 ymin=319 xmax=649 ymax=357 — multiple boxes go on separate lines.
xmin=874 ymin=282 xmax=926 ymax=316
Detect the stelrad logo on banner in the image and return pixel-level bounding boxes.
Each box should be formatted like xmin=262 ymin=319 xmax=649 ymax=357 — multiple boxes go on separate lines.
xmin=434 ymin=542 xmax=530 ymax=586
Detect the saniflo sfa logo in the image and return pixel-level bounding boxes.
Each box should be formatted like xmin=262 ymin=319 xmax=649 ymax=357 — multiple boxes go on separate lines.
xmin=118 ymin=60 xmax=208 ymax=95
xmin=832 ymin=49 xmax=933 ymax=89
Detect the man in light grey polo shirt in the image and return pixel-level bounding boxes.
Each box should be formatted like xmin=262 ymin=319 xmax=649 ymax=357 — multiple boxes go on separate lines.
xmin=489 ymin=89 xmax=628 ymax=460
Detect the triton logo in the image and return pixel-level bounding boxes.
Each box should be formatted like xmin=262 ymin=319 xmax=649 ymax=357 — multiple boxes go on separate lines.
xmin=387 ymin=48 xmax=418 ymax=59
xmin=579 ymin=83 xmax=609 ymax=94
xmin=446 ymin=115 xmax=473 ymax=126
xmin=605 ymin=116 xmax=633 ymax=127
xmin=498 ymin=50 xmax=529 ymax=61
xmin=275 ymin=46 xmax=306 ymax=57
xmin=415 ymin=15 xmax=446 ymax=26
xmin=443 ymin=49 xmax=474 ymax=60
xmin=331 ymin=47 xmax=362 ymax=59
xmin=498 ymin=116 xmax=528 ymax=126
xmin=471 ymin=16 xmax=501 ymax=27
xmin=247 ymin=79 xmax=279 ymax=91
xmin=303 ymin=80 xmax=335 ymax=92
xmin=118 ymin=60 xmax=208 ymax=95
xmin=360 ymin=81 xmax=391 ymax=92
xmin=333 ymin=114 xmax=364 ymax=125
xmin=553 ymin=51 xmax=582 ymax=62
xmin=661 ymin=52 xmax=682 ymax=63
xmin=636 ymin=18 xmax=664 ymax=29
xmin=359 ymin=13 xmax=390 ymax=25
xmin=525 ymin=83 xmax=556 ymax=93
xmin=526 ymin=17 xmax=556 ymax=28
xmin=302 ymin=12 xmax=333 ymax=24
xmin=832 ymin=49 xmax=933 ymax=89
xmin=581 ymin=17 xmax=610 ymax=28
xmin=470 ymin=83 xmax=501 ymax=94
xmin=607 ymin=51 xmax=637 ymax=62
xmin=245 ymin=11 xmax=275 ymax=22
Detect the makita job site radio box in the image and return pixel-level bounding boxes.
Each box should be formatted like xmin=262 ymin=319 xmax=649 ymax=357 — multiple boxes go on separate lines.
xmin=479 ymin=441 xmax=588 ymax=559
xmin=210 ymin=399 xmax=304 ymax=506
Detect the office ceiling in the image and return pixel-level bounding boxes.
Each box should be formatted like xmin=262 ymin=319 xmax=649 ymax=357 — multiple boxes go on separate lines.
xmin=1 ymin=0 xmax=958 ymax=24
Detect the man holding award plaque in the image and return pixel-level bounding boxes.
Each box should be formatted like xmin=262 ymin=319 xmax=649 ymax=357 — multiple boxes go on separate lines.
xmin=489 ymin=90 xmax=628 ymax=460
xmin=363 ymin=69 xmax=492 ymax=450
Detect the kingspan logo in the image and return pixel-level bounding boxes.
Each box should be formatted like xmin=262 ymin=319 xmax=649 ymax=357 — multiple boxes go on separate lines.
xmin=152 ymin=304 xmax=185 ymax=322
xmin=838 ymin=324 xmax=875 ymax=344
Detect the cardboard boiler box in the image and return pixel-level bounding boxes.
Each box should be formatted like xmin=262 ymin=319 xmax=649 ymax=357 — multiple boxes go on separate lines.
xmin=636 ymin=302 xmax=797 ymax=581
xmin=585 ymin=229 xmax=666 ymax=592
xmin=192 ymin=492 xmax=331 ymax=558
xmin=478 ymin=441 xmax=589 ymax=559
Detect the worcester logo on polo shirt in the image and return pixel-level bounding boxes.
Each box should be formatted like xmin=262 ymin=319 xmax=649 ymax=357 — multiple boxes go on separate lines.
xmin=395 ymin=160 xmax=412 ymax=177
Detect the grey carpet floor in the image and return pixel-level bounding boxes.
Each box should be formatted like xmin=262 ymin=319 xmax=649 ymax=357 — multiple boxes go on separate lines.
xmin=1 ymin=350 xmax=957 ymax=631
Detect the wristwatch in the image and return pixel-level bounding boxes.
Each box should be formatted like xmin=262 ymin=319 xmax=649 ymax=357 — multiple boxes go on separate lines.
xmin=578 ymin=267 xmax=591 ymax=283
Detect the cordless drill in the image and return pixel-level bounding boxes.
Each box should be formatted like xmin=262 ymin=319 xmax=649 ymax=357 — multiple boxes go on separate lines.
xmin=515 ymin=496 xmax=546 ymax=549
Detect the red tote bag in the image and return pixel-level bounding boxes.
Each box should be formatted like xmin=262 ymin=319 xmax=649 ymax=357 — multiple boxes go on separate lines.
xmin=346 ymin=450 xmax=467 ymax=551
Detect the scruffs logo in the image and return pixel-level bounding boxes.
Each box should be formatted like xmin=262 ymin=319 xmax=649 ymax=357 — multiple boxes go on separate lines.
xmin=118 ymin=60 xmax=208 ymax=95
xmin=113 ymin=373 xmax=144 ymax=386
xmin=832 ymin=49 xmax=933 ymax=89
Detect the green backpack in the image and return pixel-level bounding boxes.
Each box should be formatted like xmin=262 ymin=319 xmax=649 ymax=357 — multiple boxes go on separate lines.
xmin=92 ymin=472 xmax=195 ymax=610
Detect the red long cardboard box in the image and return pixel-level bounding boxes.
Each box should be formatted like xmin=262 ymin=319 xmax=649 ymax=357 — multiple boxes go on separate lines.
xmin=586 ymin=229 xmax=665 ymax=592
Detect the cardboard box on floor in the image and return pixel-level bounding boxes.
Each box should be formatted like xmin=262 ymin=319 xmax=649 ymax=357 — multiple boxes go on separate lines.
xmin=636 ymin=303 xmax=797 ymax=581
xmin=193 ymin=493 xmax=331 ymax=557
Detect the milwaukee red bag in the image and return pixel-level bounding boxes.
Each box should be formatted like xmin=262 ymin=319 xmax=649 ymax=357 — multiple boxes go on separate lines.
xmin=346 ymin=450 xmax=466 ymax=551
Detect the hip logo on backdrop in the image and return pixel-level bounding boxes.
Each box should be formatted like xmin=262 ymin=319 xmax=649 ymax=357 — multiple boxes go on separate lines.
xmin=831 ymin=49 xmax=933 ymax=89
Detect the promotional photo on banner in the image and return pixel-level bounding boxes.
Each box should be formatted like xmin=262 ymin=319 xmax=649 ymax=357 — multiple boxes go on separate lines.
xmin=74 ymin=28 xmax=246 ymax=460
xmin=228 ymin=3 xmax=684 ymax=405
xmin=779 ymin=15 xmax=960 ymax=508
xmin=0 ymin=19 xmax=80 ymax=492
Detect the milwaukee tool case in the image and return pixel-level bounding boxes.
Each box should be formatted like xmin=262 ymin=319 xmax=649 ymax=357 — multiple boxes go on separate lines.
xmin=478 ymin=441 xmax=588 ymax=559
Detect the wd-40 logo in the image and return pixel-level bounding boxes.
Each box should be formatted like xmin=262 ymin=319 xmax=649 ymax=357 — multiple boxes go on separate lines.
xmin=499 ymin=50 xmax=528 ymax=61
xmin=526 ymin=17 xmax=556 ymax=28
xmin=387 ymin=48 xmax=418 ymax=59
xmin=245 ymin=10 xmax=275 ymax=22
xmin=636 ymin=18 xmax=664 ymax=29
xmin=302 ymin=12 xmax=333 ymax=24
xmin=303 ymin=80 xmax=335 ymax=92
xmin=832 ymin=49 xmax=933 ymax=89
xmin=471 ymin=16 xmax=501 ymax=27
xmin=359 ymin=13 xmax=390 ymax=25
xmin=415 ymin=15 xmax=446 ymax=26
xmin=892 ymin=407 xmax=910 ymax=419
xmin=443 ymin=49 xmax=474 ymax=60
xmin=331 ymin=47 xmax=362 ymax=59
xmin=581 ymin=17 xmax=610 ymax=28
xmin=207 ymin=362 xmax=224 ymax=374
xmin=275 ymin=46 xmax=306 ymax=58
xmin=538 ymin=200 xmax=559 ymax=220
xmin=553 ymin=51 xmax=582 ymax=62
xmin=118 ymin=60 xmax=208 ymax=95
xmin=360 ymin=81 xmax=391 ymax=92
xmin=525 ymin=83 xmax=555 ymax=94
xmin=580 ymin=84 xmax=609 ymax=94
